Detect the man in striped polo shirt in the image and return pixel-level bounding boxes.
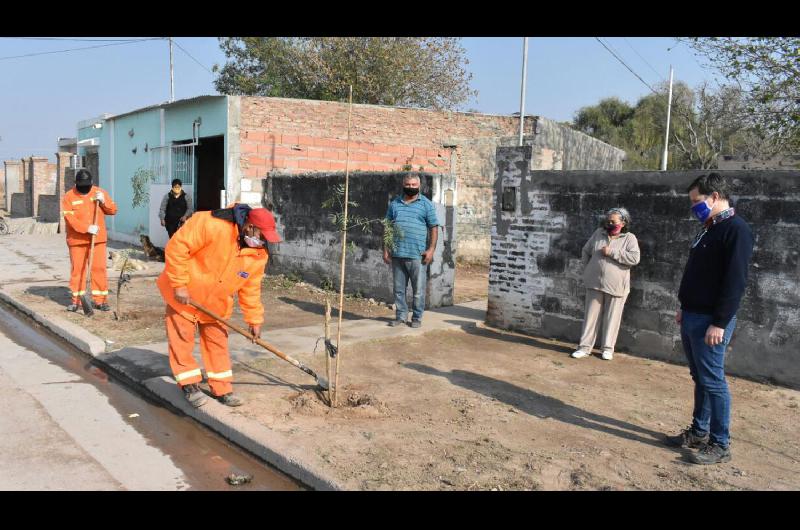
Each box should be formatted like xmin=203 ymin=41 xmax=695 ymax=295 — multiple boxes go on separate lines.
xmin=383 ymin=174 xmax=440 ymax=328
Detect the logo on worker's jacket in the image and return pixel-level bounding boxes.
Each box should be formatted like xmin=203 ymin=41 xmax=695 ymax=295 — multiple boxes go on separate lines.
xmin=238 ymin=271 xmax=249 ymax=279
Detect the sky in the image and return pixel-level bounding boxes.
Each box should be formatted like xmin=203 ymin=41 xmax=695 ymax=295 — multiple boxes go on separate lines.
xmin=0 ymin=36 xmax=718 ymax=160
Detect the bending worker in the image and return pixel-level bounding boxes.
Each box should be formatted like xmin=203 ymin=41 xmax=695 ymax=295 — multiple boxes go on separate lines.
xmin=61 ymin=169 xmax=118 ymax=311
xmin=157 ymin=203 xmax=281 ymax=408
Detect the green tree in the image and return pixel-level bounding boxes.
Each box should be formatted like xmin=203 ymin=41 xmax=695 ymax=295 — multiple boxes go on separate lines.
xmin=213 ymin=37 xmax=476 ymax=110
xmin=683 ymin=37 xmax=800 ymax=151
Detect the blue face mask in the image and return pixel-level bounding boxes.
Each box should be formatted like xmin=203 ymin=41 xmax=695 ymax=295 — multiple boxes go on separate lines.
xmin=691 ymin=200 xmax=712 ymax=223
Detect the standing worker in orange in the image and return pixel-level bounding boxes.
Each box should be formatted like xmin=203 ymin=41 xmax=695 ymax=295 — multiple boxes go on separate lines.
xmin=157 ymin=203 xmax=282 ymax=408
xmin=61 ymin=169 xmax=118 ymax=312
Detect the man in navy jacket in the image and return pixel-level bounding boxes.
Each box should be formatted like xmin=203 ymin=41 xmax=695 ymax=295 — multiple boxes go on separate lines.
xmin=667 ymin=173 xmax=754 ymax=465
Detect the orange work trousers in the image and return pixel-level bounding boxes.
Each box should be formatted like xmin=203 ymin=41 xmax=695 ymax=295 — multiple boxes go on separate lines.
xmin=165 ymin=304 xmax=233 ymax=396
xmin=68 ymin=242 xmax=108 ymax=304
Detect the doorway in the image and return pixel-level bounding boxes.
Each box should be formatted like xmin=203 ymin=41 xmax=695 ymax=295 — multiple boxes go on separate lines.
xmin=194 ymin=135 xmax=225 ymax=211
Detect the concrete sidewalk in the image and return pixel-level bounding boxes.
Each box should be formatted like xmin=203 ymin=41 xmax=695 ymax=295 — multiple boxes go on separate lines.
xmin=0 ymin=232 xmax=486 ymax=490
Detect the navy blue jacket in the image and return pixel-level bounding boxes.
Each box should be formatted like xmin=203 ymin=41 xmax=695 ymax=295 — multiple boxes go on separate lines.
xmin=678 ymin=214 xmax=754 ymax=328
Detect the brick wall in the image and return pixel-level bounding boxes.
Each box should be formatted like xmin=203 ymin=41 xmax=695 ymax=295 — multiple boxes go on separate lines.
xmin=487 ymin=146 xmax=800 ymax=389
xmin=30 ymin=157 xmax=56 ymax=218
xmin=235 ymin=97 xmax=624 ymax=264
xmin=237 ymin=97 xmax=531 ymax=262
xmin=3 ymin=160 xmax=23 ymax=211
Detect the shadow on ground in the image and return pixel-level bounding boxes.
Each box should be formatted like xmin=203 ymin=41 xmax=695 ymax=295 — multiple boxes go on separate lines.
xmin=26 ymin=285 xmax=72 ymax=305
xmin=442 ymin=319 xmax=575 ymax=355
xmin=277 ymin=296 xmax=391 ymax=322
xmin=404 ymin=362 xmax=667 ymax=449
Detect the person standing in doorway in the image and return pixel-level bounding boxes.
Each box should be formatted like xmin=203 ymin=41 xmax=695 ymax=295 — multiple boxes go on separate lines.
xmin=383 ymin=174 xmax=439 ymax=328
xmin=61 ymin=169 xmax=118 ymax=312
xmin=666 ymin=173 xmax=754 ymax=465
xmin=571 ymin=207 xmax=640 ymax=360
xmin=159 ymin=178 xmax=193 ymax=238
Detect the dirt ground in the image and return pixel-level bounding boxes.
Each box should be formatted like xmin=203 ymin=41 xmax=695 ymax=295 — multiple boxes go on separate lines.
xmin=229 ymin=325 xmax=800 ymax=491
xmin=11 ymin=261 xmax=485 ymax=349
xmin=9 ymin=256 xmax=799 ymax=490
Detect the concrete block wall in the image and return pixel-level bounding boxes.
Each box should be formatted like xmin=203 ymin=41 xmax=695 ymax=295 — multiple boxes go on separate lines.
xmin=487 ymin=145 xmax=800 ymax=388
xmin=265 ymin=172 xmax=456 ymax=307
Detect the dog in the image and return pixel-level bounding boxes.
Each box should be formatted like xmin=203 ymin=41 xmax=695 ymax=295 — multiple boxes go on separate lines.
xmin=109 ymin=250 xmax=148 ymax=272
xmin=139 ymin=235 xmax=165 ymax=262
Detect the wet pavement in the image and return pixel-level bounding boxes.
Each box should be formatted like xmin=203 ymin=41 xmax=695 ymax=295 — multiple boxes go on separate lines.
xmin=0 ymin=303 xmax=302 ymax=491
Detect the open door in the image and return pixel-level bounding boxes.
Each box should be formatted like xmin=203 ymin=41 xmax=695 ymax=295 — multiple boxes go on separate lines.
xmin=194 ymin=135 xmax=225 ymax=211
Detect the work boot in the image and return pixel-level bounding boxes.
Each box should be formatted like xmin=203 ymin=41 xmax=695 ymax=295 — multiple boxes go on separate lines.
xmin=218 ymin=393 xmax=244 ymax=407
xmin=93 ymin=302 xmax=111 ymax=312
xmin=389 ymin=319 xmax=406 ymax=327
xmin=690 ymin=442 xmax=731 ymax=465
xmin=665 ymin=426 xmax=709 ymax=449
xmin=66 ymin=303 xmax=80 ymax=312
xmin=410 ymin=320 xmax=422 ymax=328
xmin=182 ymin=383 xmax=207 ymax=408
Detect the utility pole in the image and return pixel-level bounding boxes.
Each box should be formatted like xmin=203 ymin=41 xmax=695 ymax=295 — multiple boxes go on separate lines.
xmin=661 ymin=65 xmax=674 ymax=171
xmin=169 ymin=37 xmax=175 ymax=103
xmin=518 ymin=37 xmax=529 ymax=146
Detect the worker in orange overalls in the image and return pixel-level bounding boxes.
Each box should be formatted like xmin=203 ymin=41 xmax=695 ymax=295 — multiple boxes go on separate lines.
xmin=62 ymin=169 xmax=118 ymax=312
xmin=157 ymin=203 xmax=281 ymax=408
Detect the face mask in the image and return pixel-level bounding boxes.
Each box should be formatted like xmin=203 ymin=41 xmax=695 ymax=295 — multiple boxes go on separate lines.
xmin=606 ymin=223 xmax=622 ymax=235
xmin=403 ymin=187 xmax=419 ymax=197
xmin=691 ymin=199 xmax=712 ymax=223
xmin=243 ymin=235 xmax=264 ymax=248
xmin=76 ymin=184 xmax=92 ymax=194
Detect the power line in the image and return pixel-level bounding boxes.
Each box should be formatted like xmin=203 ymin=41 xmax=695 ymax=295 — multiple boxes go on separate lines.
xmin=1 ymin=37 xmax=148 ymax=42
xmin=171 ymin=39 xmax=215 ymax=76
xmin=595 ymin=37 xmax=659 ymax=95
xmin=0 ymin=38 xmax=164 ymax=62
xmin=623 ymin=37 xmax=666 ymax=83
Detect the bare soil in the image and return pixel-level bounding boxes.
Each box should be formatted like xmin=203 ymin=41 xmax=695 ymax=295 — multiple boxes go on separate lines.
xmin=454 ymin=263 xmax=489 ymax=304
xmin=11 ymin=271 xmax=395 ymax=349
xmin=228 ymin=325 xmax=800 ymax=491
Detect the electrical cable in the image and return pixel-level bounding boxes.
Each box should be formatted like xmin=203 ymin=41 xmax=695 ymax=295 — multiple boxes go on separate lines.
xmin=0 ymin=37 xmax=163 ymax=62
xmin=623 ymin=37 xmax=667 ymax=82
xmin=595 ymin=37 xmax=659 ymax=95
xmin=171 ymin=39 xmax=215 ymax=75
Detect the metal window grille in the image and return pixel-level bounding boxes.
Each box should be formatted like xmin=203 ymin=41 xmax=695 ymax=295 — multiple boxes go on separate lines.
xmin=149 ymin=144 xmax=195 ymax=185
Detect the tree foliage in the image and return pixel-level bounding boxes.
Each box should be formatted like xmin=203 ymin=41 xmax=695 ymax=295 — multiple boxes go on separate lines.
xmin=213 ymin=37 xmax=476 ymax=110
xmin=571 ymin=81 xmax=775 ymax=170
xmin=683 ymin=37 xmax=800 ymax=151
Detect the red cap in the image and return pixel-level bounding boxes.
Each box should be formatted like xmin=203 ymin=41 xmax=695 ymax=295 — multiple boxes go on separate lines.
xmin=247 ymin=208 xmax=282 ymax=243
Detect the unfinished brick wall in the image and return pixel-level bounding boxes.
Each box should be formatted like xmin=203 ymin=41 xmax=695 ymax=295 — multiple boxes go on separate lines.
xmin=488 ymin=146 xmax=800 ymax=389
xmin=237 ymin=97 xmax=531 ymax=263
xmin=235 ymin=97 xmax=624 ymax=264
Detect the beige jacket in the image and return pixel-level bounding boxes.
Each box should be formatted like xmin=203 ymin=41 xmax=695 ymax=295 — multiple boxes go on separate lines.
xmin=581 ymin=228 xmax=641 ymax=297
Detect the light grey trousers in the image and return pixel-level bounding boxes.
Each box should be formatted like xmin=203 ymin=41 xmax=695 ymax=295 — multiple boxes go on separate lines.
xmin=578 ymin=288 xmax=628 ymax=353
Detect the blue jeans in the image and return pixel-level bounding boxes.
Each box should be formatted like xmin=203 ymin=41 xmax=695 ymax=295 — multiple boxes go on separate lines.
xmin=680 ymin=311 xmax=737 ymax=448
xmin=392 ymin=257 xmax=427 ymax=321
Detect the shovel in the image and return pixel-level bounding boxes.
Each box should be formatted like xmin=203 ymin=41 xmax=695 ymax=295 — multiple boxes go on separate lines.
xmin=80 ymin=200 xmax=100 ymax=316
xmin=189 ymin=300 xmax=330 ymax=390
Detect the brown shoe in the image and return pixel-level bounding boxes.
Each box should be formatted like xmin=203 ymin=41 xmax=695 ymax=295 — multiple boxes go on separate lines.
xmin=182 ymin=383 xmax=207 ymax=408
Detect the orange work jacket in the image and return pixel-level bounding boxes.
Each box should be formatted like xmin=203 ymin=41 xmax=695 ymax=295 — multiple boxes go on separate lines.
xmin=61 ymin=186 xmax=118 ymax=246
xmin=157 ymin=210 xmax=268 ymax=326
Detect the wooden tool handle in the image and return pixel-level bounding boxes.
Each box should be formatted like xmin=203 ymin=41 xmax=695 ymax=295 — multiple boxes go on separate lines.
xmin=85 ymin=199 xmax=100 ymax=287
xmin=189 ymin=300 xmax=292 ymax=363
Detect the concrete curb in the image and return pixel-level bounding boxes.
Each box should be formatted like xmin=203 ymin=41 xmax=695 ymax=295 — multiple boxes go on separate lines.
xmin=0 ymin=287 xmax=343 ymax=491
xmin=0 ymin=288 xmax=106 ymax=356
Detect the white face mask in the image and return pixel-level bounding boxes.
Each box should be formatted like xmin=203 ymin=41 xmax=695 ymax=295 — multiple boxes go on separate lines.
xmin=243 ymin=235 xmax=264 ymax=248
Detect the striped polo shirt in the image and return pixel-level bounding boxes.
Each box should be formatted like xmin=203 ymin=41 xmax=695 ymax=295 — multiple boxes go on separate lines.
xmin=385 ymin=194 xmax=440 ymax=259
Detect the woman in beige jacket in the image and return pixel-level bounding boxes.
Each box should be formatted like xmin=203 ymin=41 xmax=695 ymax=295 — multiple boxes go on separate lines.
xmin=572 ymin=207 xmax=640 ymax=360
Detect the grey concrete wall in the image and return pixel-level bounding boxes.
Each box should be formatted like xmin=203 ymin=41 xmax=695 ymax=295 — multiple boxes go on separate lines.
xmin=487 ymin=145 xmax=800 ymax=389
xmin=454 ymin=119 xmax=626 ymax=264
xmin=37 ymin=195 xmax=59 ymax=223
xmin=264 ymin=172 xmax=456 ymax=308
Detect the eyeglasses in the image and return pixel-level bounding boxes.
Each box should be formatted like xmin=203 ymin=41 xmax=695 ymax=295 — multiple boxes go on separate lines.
xmin=691 ymin=228 xmax=708 ymax=249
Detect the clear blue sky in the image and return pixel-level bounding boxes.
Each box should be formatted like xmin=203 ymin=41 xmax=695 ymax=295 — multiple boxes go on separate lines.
xmin=0 ymin=37 xmax=717 ymax=160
